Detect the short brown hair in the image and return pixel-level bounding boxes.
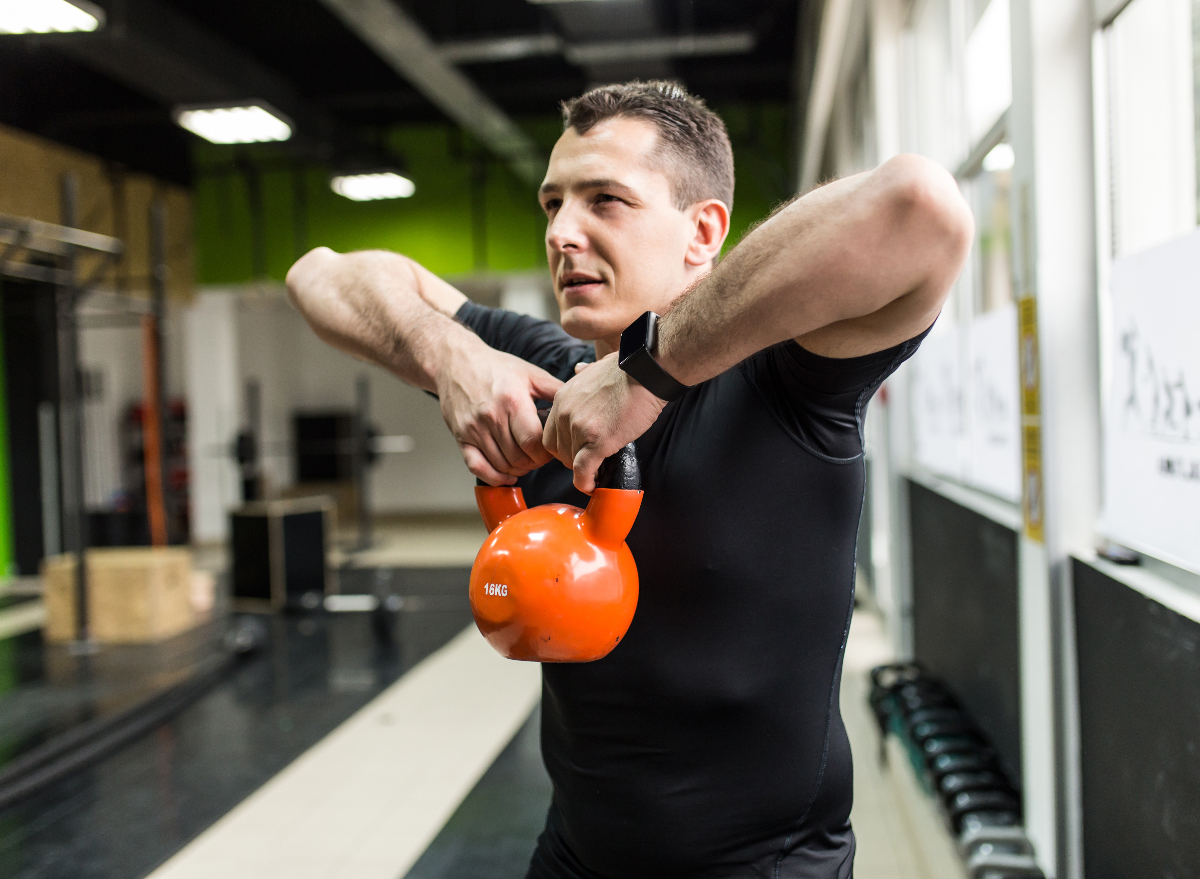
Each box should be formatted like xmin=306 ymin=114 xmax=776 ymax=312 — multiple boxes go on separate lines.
xmin=561 ymin=80 xmax=735 ymax=212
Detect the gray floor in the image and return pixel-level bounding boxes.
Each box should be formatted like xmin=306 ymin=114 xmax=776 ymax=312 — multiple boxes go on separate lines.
xmin=0 ymin=567 xmax=475 ymax=879
xmin=404 ymin=707 xmax=551 ymax=879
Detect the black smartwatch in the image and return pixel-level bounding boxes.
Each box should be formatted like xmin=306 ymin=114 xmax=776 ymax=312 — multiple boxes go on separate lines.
xmin=617 ymin=311 xmax=690 ymax=401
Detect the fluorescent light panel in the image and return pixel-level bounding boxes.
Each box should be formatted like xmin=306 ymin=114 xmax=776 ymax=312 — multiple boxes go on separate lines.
xmin=0 ymin=0 xmax=103 ymax=34
xmin=174 ymin=103 xmax=292 ymax=144
xmin=331 ymin=172 xmax=415 ymax=201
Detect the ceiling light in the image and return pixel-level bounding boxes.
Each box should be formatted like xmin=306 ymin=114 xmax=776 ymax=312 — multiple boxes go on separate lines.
xmin=982 ymin=143 xmax=1015 ymax=172
xmin=330 ymin=172 xmax=415 ymax=201
xmin=0 ymin=0 xmax=103 ymax=34
xmin=525 ymin=0 xmax=620 ymax=4
xmin=172 ymin=102 xmax=293 ymax=144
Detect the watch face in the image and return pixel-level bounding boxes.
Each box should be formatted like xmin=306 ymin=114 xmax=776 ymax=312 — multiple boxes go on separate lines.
xmin=619 ymin=311 xmax=655 ymax=364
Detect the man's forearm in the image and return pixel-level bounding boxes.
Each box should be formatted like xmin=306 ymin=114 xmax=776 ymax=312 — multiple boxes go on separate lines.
xmin=286 ymin=247 xmax=478 ymax=394
xmin=654 ymin=154 xmax=973 ymax=383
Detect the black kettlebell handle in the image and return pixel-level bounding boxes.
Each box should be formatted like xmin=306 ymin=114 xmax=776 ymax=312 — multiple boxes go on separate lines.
xmin=475 ymin=433 xmax=640 ymax=492
xmin=596 ymin=443 xmax=640 ymax=491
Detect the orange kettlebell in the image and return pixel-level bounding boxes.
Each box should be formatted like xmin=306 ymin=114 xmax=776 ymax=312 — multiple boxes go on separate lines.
xmin=469 ymin=445 xmax=642 ymax=662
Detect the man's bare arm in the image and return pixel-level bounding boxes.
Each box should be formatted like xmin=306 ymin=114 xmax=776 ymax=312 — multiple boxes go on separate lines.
xmin=285 ymin=248 xmax=469 ymax=391
xmin=286 ymin=248 xmax=563 ymax=485
xmin=543 ymin=154 xmax=973 ymax=493
xmin=657 ymin=153 xmax=974 ymax=384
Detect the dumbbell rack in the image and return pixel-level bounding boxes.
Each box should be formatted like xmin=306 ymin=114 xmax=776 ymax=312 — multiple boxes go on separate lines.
xmin=869 ymin=663 xmax=1046 ymax=879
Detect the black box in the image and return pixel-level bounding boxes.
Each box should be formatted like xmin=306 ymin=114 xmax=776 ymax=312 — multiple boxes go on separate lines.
xmin=230 ymin=496 xmax=337 ymax=609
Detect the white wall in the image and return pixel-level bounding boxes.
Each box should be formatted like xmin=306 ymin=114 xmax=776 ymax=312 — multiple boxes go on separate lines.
xmin=283 ymin=303 xmax=475 ymax=513
xmin=185 ymin=292 xmax=242 ymax=543
xmin=184 ymin=284 xmax=478 ymax=542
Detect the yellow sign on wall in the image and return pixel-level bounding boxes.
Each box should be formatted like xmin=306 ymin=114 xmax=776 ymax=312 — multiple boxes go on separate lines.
xmin=1018 ymin=295 xmax=1044 ymax=542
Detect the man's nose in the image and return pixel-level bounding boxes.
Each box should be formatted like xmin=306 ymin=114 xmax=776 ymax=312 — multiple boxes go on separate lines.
xmin=546 ymin=201 xmax=587 ymax=253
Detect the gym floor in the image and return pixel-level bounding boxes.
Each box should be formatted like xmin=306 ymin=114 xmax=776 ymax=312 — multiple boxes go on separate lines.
xmin=0 ymin=520 xmax=966 ymax=879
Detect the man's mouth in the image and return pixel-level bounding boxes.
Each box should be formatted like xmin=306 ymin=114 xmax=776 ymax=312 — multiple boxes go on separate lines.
xmin=560 ymin=274 xmax=604 ymax=294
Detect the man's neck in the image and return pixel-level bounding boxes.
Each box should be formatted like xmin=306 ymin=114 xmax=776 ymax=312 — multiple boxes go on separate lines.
xmin=587 ymin=264 xmax=714 ymax=360
xmin=594 ymin=335 xmax=621 ymax=359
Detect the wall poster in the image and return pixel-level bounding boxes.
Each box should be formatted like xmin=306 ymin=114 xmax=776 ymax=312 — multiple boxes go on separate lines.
xmin=909 ymin=305 xmax=1021 ymax=503
xmin=1101 ymin=229 xmax=1200 ymax=573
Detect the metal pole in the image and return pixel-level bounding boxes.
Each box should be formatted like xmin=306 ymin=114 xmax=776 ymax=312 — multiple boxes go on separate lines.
xmin=241 ymin=378 xmax=262 ymax=502
xmin=146 ymin=198 xmax=170 ymax=544
xmin=354 ymin=375 xmax=371 ymax=550
xmin=58 ymin=173 xmax=93 ymax=650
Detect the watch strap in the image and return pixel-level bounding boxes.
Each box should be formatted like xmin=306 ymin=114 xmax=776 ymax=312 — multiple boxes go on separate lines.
xmin=618 ymin=311 xmax=690 ymax=402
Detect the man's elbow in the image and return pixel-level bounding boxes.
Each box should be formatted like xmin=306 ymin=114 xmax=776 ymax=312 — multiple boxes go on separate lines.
xmin=880 ymin=154 xmax=974 ymax=263
xmin=286 ymin=246 xmax=336 ymax=299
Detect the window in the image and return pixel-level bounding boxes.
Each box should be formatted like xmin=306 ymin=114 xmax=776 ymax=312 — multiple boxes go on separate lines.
xmin=1104 ymin=0 xmax=1196 ymax=259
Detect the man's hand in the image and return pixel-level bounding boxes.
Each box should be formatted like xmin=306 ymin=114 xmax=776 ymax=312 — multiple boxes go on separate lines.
xmin=543 ymin=353 xmax=666 ymax=494
xmin=438 ymin=338 xmax=564 ymax=486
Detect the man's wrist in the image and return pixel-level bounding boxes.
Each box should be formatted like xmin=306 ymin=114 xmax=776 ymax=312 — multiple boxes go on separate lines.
xmin=617 ymin=311 xmax=691 ymax=401
xmin=425 ymin=312 xmax=483 ymax=395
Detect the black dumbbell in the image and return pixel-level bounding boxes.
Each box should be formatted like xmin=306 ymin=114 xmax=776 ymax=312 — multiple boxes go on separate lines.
xmin=907 ymin=706 xmax=966 ymax=727
xmin=950 ymin=791 xmax=1022 ymax=833
xmin=911 ymin=718 xmax=974 ymax=743
xmin=930 ymin=750 xmax=999 ymax=779
xmin=923 ymin=733 xmax=987 ymax=759
xmin=940 ymin=770 xmax=1011 ymax=797
xmin=867 ymin=663 xmax=927 ymax=763
xmin=900 ymin=686 xmax=957 ymax=714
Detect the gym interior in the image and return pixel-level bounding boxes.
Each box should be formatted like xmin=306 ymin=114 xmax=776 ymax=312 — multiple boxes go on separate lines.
xmin=0 ymin=0 xmax=1196 ymax=877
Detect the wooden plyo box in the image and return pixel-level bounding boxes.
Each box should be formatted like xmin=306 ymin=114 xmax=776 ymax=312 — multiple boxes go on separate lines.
xmin=43 ymin=548 xmax=196 ymax=644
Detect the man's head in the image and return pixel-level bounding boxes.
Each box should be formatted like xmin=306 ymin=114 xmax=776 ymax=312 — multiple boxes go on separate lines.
xmin=539 ymin=81 xmax=734 ymax=350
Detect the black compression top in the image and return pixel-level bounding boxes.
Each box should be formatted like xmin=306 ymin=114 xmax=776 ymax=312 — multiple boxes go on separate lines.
xmin=457 ymin=302 xmax=928 ymax=879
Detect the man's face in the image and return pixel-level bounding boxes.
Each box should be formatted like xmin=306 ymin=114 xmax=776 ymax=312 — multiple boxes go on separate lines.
xmin=539 ymin=117 xmax=701 ymax=343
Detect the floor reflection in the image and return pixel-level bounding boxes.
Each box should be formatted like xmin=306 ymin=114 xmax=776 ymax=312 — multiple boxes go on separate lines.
xmin=0 ymin=566 xmax=474 ymax=879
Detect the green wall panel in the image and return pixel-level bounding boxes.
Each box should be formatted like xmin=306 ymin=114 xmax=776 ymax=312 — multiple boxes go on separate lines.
xmin=194 ymin=104 xmax=793 ymax=287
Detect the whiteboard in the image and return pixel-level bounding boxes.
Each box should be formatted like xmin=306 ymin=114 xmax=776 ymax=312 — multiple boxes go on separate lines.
xmin=909 ymin=308 xmax=1021 ymax=502
xmin=911 ymin=324 xmax=967 ymax=481
xmin=967 ymin=305 xmax=1021 ymax=502
xmin=1101 ymin=229 xmax=1200 ymax=573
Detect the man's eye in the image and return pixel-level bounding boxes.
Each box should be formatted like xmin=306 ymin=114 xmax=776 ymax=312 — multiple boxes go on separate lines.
xmin=542 ymin=199 xmax=561 ymax=213
xmin=596 ymin=194 xmax=620 ymax=204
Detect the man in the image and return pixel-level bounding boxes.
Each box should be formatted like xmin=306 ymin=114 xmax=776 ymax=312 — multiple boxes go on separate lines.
xmin=287 ymin=81 xmax=972 ymax=878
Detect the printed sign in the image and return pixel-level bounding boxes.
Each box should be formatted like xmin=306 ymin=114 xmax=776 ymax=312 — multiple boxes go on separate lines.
xmin=910 ymin=307 xmax=1021 ymax=503
xmin=1101 ymin=229 xmax=1200 ymax=573
xmin=968 ymin=304 xmax=1022 ymax=502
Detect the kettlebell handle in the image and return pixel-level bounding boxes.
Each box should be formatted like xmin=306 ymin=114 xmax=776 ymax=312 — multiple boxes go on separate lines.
xmin=595 ymin=443 xmax=640 ymax=491
xmin=474 ymin=442 xmax=640 ymax=491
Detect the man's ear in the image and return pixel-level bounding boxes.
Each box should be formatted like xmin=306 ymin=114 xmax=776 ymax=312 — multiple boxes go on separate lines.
xmin=684 ymin=199 xmax=731 ymax=267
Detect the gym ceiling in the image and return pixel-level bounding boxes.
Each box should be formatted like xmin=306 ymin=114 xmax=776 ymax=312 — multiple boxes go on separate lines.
xmin=0 ymin=0 xmax=809 ymax=187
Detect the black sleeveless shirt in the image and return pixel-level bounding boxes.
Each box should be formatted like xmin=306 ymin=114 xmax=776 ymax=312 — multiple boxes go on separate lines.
xmin=457 ymin=302 xmax=927 ymax=878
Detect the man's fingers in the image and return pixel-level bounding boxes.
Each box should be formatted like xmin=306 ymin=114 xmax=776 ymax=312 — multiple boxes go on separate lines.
xmin=512 ymin=406 xmax=553 ymax=467
xmin=572 ymin=445 xmax=605 ymax=495
xmin=527 ymin=367 xmax=565 ymax=404
xmin=492 ymin=419 xmax=535 ymax=472
xmin=574 ymin=361 xmax=591 ymax=375
xmin=461 ymin=444 xmax=516 ymax=486
xmin=474 ymin=429 xmax=525 ymax=477
xmin=542 ymin=413 xmax=568 ymax=468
